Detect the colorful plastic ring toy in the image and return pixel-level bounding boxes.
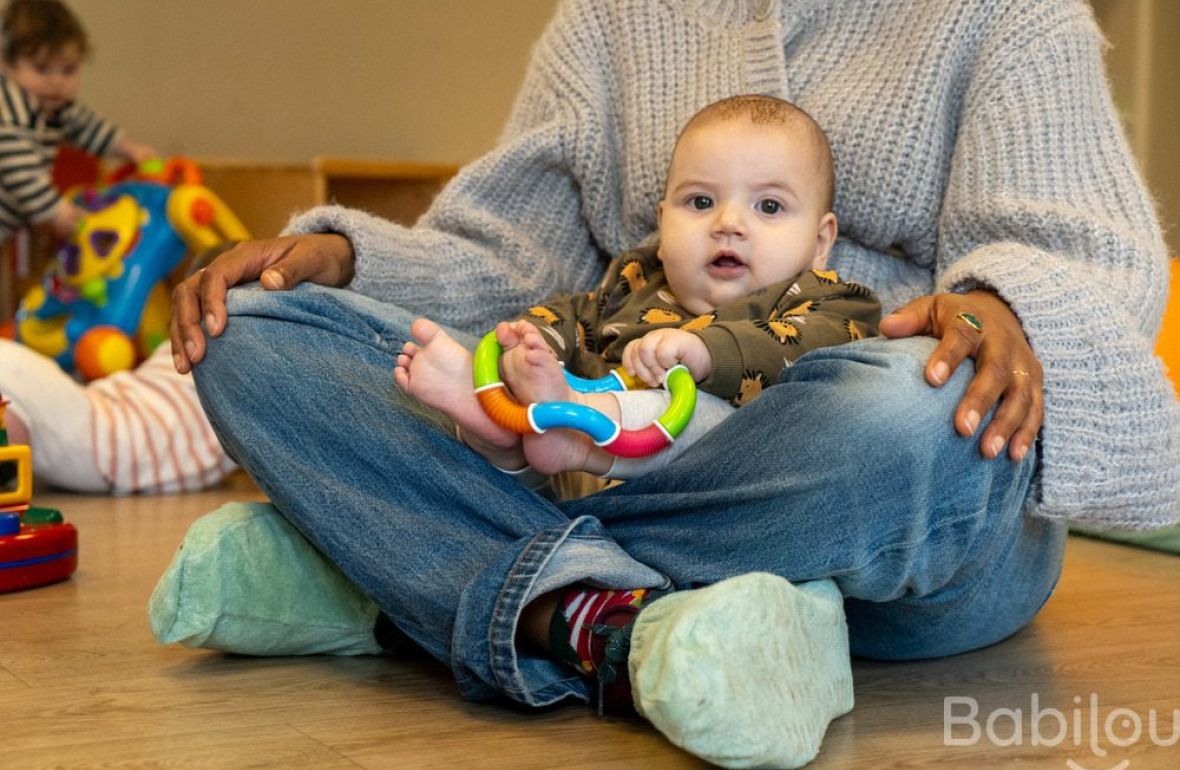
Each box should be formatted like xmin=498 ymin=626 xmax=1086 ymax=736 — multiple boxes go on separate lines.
xmin=472 ymin=331 xmax=696 ymax=458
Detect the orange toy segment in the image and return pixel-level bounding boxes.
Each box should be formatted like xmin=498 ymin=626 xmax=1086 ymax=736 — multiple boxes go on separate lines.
xmin=476 ymin=386 xmax=534 ymax=434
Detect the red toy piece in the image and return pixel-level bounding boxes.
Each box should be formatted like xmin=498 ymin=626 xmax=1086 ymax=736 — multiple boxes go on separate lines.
xmin=0 ymin=397 xmax=77 ymax=593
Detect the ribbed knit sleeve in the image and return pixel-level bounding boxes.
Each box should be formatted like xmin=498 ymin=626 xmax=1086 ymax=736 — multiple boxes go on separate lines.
xmin=933 ymin=4 xmax=1179 ymax=527
xmin=285 ymin=2 xmax=615 ymax=335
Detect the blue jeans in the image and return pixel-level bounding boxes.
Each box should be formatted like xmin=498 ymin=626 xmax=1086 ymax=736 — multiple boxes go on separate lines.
xmin=194 ymin=284 xmax=1066 ymax=707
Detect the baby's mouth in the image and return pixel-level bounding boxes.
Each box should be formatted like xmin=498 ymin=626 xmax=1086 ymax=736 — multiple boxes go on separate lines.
xmin=710 ymin=251 xmax=745 ymax=268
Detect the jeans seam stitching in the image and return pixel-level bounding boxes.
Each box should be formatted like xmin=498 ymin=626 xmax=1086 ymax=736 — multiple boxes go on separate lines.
xmin=486 ymin=517 xmax=589 ymax=703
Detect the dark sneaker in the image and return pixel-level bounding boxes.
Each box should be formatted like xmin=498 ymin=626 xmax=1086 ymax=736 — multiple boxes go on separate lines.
xmin=589 ymin=590 xmax=667 ymax=716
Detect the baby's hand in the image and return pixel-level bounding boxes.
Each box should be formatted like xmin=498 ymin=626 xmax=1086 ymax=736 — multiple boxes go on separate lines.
xmin=117 ymin=137 xmax=158 ymax=164
xmin=48 ymin=200 xmax=84 ymax=239
xmin=622 ymin=328 xmax=711 ymax=387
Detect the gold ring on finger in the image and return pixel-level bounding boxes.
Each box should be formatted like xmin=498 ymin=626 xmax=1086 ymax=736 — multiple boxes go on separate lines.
xmin=954 ymin=311 xmax=983 ymax=332
xmin=1012 ymin=369 xmax=1030 ymax=377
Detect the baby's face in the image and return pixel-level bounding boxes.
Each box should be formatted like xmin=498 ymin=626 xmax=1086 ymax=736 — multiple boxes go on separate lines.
xmin=657 ymin=118 xmax=835 ymax=316
xmin=6 ymin=43 xmax=82 ymax=114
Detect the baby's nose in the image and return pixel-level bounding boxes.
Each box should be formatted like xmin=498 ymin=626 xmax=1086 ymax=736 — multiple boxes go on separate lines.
xmin=712 ymin=202 xmax=745 ymax=235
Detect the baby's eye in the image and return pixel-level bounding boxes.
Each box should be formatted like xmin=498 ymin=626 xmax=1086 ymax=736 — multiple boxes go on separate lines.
xmin=756 ymin=199 xmax=783 ymax=215
xmin=688 ymin=195 xmax=713 ymax=210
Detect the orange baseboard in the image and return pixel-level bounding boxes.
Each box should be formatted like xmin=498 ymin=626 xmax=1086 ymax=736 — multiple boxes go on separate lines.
xmin=1158 ymin=258 xmax=1179 ymax=396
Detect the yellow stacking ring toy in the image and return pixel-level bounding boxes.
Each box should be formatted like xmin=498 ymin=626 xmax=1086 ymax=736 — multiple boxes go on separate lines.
xmin=472 ymin=331 xmax=696 ymax=458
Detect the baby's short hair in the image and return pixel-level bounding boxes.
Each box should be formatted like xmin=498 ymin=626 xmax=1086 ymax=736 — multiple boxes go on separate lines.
xmin=677 ymin=94 xmax=835 ymax=211
xmin=2 ymin=0 xmax=88 ymax=65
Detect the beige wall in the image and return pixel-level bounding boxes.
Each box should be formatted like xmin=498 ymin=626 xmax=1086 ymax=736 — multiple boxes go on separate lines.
xmin=64 ymin=1 xmax=1178 ymax=253
xmin=70 ymin=0 xmax=559 ymax=165
xmin=1091 ymin=0 xmax=1179 ymax=253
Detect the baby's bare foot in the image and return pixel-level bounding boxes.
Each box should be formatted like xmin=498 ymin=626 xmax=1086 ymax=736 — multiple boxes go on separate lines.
xmin=496 ymin=321 xmax=612 ymax=476
xmin=497 ymin=320 xmax=572 ymax=405
xmin=394 ymin=318 xmax=523 ymax=468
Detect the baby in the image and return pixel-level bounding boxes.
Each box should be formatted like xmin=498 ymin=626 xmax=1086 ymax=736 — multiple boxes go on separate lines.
xmin=396 ymin=94 xmax=880 ymax=480
xmin=0 ymin=0 xmax=154 ymax=242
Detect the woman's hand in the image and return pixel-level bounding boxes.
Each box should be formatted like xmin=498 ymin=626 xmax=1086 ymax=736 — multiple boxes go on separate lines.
xmin=169 ymin=233 xmax=355 ymax=373
xmin=879 ymin=290 xmax=1043 ymax=461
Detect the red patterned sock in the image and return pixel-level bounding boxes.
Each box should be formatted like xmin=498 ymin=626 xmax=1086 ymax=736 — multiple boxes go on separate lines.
xmin=550 ymin=587 xmax=652 ymax=673
xmin=548 ymin=585 xmax=662 ymax=714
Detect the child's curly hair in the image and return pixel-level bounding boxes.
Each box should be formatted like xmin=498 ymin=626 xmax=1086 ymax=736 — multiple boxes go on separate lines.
xmin=1 ymin=0 xmax=88 ymax=66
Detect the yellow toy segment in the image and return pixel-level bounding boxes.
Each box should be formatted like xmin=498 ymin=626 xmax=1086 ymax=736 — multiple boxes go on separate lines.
xmin=613 ymin=368 xmax=645 ymax=390
xmin=167 ymin=185 xmax=250 ymax=252
xmin=20 ymin=283 xmax=47 ymax=314
xmin=137 ymin=283 xmax=172 ymax=357
xmin=0 ymin=444 xmax=32 ymax=508
xmin=68 ymin=195 xmax=141 ymax=287
xmin=16 ymin=306 xmax=69 ymax=359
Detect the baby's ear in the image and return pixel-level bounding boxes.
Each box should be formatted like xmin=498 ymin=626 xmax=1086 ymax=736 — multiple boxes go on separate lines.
xmin=811 ymin=212 xmax=838 ymax=268
xmin=655 ymin=201 xmax=667 ymax=261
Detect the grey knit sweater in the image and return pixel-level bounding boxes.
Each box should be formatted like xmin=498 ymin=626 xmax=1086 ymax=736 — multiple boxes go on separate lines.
xmin=288 ymin=0 xmax=1179 ymax=529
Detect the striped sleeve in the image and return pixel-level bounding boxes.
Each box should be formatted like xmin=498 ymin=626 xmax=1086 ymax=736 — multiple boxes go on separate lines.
xmin=0 ymin=134 xmax=60 ymax=222
xmin=0 ymin=84 xmax=59 ymax=221
xmin=59 ymin=101 xmax=122 ymax=157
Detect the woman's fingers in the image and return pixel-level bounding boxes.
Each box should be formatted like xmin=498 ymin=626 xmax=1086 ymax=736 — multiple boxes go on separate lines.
xmin=881 ymin=295 xmax=981 ymax=387
xmin=978 ymin=360 xmax=1044 ymax=460
xmin=925 ymin=309 xmax=985 ymax=388
xmin=256 ymin=234 xmax=356 ymax=291
xmin=1007 ymin=370 xmax=1044 ymax=461
xmin=169 ymin=234 xmax=356 ymax=373
xmin=170 ymin=242 xmax=263 ymax=372
xmin=882 ymin=291 xmax=1044 ymax=460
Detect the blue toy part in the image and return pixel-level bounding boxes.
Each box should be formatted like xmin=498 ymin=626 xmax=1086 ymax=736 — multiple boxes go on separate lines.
xmin=528 ymin=400 xmax=621 ymax=445
xmin=562 ymin=368 xmax=632 ymax=393
xmin=14 ymin=164 xmax=249 ymax=381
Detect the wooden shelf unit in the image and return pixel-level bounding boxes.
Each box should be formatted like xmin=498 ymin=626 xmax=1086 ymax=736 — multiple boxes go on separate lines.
xmin=0 ymin=157 xmax=457 ymax=323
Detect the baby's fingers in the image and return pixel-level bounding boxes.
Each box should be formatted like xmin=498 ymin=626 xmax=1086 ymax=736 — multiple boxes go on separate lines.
xmin=622 ymin=342 xmax=662 ymax=387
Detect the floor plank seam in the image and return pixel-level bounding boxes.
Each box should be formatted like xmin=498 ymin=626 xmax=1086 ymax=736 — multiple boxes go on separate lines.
xmin=287 ymin=722 xmax=368 ymax=768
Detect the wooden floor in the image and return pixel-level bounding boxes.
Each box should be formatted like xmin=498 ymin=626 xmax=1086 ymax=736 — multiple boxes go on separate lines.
xmin=2 ymin=483 xmax=1177 ymax=769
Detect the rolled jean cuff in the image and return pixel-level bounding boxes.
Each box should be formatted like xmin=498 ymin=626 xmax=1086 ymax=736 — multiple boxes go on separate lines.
xmin=455 ymin=514 xmax=669 ymax=707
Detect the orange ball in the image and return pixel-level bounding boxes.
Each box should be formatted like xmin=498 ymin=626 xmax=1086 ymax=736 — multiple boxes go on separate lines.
xmin=74 ymin=326 xmax=136 ymax=381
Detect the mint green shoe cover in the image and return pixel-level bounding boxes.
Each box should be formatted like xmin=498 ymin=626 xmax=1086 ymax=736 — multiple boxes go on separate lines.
xmin=148 ymin=502 xmax=382 ymax=656
xmin=629 ymin=573 xmax=854 ymax=769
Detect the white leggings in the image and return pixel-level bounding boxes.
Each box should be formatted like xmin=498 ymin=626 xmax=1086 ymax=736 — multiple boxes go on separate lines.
xmin=0 ymin=339 xmax=235 ymax=494
xmin=607 ymin=389 xmax=734 ymax=479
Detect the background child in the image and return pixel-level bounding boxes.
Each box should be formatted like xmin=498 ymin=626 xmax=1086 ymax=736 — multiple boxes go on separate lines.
xmin=396 ymin=95 xmax=880 ymax=482
xmin=0 ymin=338 xmax=237 ymax=494
xmin=0 ymin=0 xmax=154 ymax=242
xmin=0 ymin=2 xmax=225 ymax=494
